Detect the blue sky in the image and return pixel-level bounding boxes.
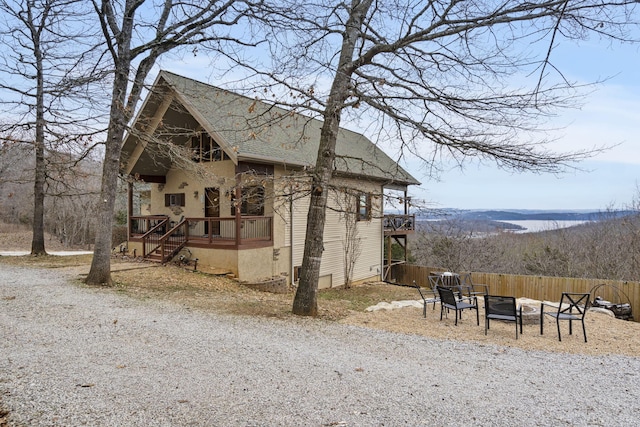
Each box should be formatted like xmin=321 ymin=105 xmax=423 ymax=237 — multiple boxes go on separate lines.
xmin=406 ymin=40 xmax=640 ymax=211
xmin=161 ymin=39 xmax=639 ymax=212
xmin=2 ymin=3 xmax=637 ymax=213
xmin=158 ymin=24 xmax=640 ymax=212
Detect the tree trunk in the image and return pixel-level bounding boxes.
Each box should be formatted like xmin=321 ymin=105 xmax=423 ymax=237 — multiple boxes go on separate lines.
xmin=292 ymin=0 xmax=372 ymax=316
xmin=85 ymin=65 xmax=130 ymax=285
xmin=31 ymin=26 xmax=46 ymax=256
xmin=31 ymin=139 xmax=46 ymax=255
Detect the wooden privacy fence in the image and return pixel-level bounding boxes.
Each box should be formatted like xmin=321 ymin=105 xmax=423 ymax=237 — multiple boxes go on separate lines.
xmin=391 ymin=264 xmax=640 ymax=322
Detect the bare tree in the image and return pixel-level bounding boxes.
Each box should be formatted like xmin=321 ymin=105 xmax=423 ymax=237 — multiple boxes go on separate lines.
xmin=85 ymin=0 xmax=260 ymax=285
xmin=241 ymin=0 xmax=639 ymax=315
xmin=335 ymin=189 xmax=362 ymax=288
xmin=412 ymin=204 xmax=640 ymax=281
xmin=0 ymin=0 xmax=102 ymax=255
xmin=0 ymin=142 xmax=33 ymax=224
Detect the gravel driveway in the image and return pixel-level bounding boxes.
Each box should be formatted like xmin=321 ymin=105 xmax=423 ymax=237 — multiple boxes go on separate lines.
xmin=1 ymin=264 xmax=639 ymax=426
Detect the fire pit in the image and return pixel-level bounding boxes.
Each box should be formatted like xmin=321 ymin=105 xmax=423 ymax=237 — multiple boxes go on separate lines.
xmin=592 ymin=296 xmax=633 ymax=321
xmin=518 ymin=302 xmax=540 ymax=325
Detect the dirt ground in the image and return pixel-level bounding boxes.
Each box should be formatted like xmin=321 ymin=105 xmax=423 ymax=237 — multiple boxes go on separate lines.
xmin=2 ymin=225 xmax=639 ymax=358
xmin=0 ymin=224 xmax=82 ymax=252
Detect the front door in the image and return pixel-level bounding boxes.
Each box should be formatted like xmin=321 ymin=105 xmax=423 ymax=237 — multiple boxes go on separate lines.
xmin=204 ymin=187 xmax=220 ymax=236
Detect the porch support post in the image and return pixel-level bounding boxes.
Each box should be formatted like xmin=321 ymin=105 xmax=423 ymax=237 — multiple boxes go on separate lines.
xmin=235 ymin=183 xmax=242 ymax=247
xmin=404 ymin=190 xmax=409 ymax=263
xmin=128 ymin=181 xmax=133 ymax=237
xmin=404 ymin=189 xmax=409 ymax=215
xmin=386 ymin=235 xmax=392 ymax=281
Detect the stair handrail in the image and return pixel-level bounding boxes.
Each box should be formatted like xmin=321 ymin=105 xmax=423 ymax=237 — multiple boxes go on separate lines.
xmin=141 ymin=218 xmax=169 ymax=257
xmin=157 ymin=219 xmax=188 ymax=263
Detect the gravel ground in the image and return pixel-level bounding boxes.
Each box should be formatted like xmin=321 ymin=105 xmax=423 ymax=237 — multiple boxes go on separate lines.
xmin=2 ymin=265 xmax=640 ymax=426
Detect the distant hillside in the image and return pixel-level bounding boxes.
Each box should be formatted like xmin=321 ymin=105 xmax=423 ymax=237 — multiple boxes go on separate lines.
xmin=410 ymin=208 xmax=640 ymax=283
xmin=416 ymin=219 xmax=525 ymax=233
xmin=418 ymin=209 xmax=636 ymax=221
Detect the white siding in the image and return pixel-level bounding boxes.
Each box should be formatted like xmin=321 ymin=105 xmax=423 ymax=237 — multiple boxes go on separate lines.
xmin=351 ymin=217 xmax=383 ymax=281
xmin=291 ymin=195 xmax=309 ymax=268
xmin=285 ymin=177 xmax=384 ymax=288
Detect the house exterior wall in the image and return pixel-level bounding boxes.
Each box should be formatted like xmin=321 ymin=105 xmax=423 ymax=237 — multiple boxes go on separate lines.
xmin=190 ymin=246 xmax=239 ymax=274
xmin=282 ymin=170 xmax=383 ymax=289
xmin=149 ymin=161 xmax=237 ymax=222
xmin=326 ymin=177 xmax=384 ymax=288
xmin=236 ymin=246 xmax=281 ymax=281
xmin=136 ymin=162 xmax=384 ymax=287
xmin=140 ymin=161 xmax=283 ymax=281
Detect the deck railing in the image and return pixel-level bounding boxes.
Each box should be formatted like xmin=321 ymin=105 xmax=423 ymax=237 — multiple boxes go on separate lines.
xmin=383 ymin=214 xmax=415 ymax=233
xmin=129 ymin=215 xmax=273 ymax=247
xmin=142 ymin=220 xmax=188 ymax=261
xmin=138 ymin=218 xmax=169 ymax=257
xmin=130 ymin=215 xmax=169 ymax=235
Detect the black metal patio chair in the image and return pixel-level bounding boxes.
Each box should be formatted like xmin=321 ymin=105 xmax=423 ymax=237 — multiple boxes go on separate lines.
xmin=459 ymin=273 xmax=490 ymax=299
xmin=412 ymin=280 xmax=440 ymax=318
xmin=484 ymin=295 xmax=523 ymax=339
xmin=540 ymin=292 xmax=590 ymax=342
xmin=437 ymin=272 xmax=477 ymax=304
xmin=436 ymin=286 xmax=479 ymax=326
xmin=425 ymin=275 xmax=443 ymax=312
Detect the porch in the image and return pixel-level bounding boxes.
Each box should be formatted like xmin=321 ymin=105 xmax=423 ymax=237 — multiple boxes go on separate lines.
xmin=382 ymin=214 xmax=416 ymax=281
xmin=129 ymin=215 xmax=273 ymax=263
xmin=383 ymin=214 xmax=415 ymax=236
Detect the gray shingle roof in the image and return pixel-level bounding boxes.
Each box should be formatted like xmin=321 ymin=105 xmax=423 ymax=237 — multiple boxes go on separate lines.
xmin=125 ymin=70 xmax=419 ymax=186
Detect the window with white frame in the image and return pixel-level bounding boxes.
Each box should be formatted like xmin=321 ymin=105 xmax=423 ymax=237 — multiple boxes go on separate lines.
xmin=357 ymin=193 xmax=371 ymax=221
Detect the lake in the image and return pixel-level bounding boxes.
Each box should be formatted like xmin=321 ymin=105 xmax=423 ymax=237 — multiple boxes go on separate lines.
xmin=497 ymin=220 xmax=590 ymax=233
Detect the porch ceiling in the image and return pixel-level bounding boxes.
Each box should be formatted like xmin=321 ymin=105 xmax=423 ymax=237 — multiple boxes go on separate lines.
xmin=125 ymin=148 xmax=172 ymax=177
xmin=121 ymin=96 xmax=198 ymax=179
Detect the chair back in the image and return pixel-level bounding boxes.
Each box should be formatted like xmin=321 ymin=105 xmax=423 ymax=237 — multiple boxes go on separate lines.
xmin=484 ymin=295 xmax=517 ymax=318
xmin=436 ymin=286 xmax=457 ymax=307
xmin=460 ymin=272 xmax=473 ymax=286
xmin=558 ymin=292 xmax=590 ymax=318
xmin=428 ymin=275 xmax=442 ymax=290
xmin=458 ymin=273 xmax=474 ymax=294
xmin=440 ymin=273 xmax=460 ymax=289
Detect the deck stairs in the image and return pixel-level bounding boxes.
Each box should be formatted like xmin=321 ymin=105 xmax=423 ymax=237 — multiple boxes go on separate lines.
xmin=142 ymin=219 xmax=188 ymax=264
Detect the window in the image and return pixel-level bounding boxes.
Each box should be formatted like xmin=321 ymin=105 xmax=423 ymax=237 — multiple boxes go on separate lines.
xmin=164 ymin=193 xmax=185 ymax=207
xmin=357 ymin=193 xmax=371 ymax=221
xmin=231 ymin=185 xmax=265 ymax=216
xmin=191 ymin=132 xmax=226 ymax=162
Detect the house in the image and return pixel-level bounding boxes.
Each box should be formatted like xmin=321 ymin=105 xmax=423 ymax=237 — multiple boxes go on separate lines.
xmin=120 ymin=71 xmax=419 ymax=288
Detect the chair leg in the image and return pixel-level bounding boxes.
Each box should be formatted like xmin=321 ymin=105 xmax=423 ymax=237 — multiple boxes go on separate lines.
xmin=519 ymin=316 xmax=523 ymax=335
xmin=582 ymin=319 xmax=587 ymax=343
xmin=569 ymin=319 xmax=573 ymax=336
xmin=485 ymin=317 xmax=489 ymax=335
xmin=556 ymin=319 xmax=562 ymax=342
xmin=518 ymin=307 xmax=523 ymax=335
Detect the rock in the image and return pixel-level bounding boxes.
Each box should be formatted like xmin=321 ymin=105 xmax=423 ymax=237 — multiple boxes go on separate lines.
xmin=365 ymin=300 xmax=422 ymax=312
